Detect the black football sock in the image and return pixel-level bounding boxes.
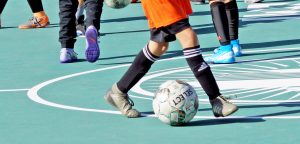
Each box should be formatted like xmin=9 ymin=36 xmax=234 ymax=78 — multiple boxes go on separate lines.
xmin=183 ymin=46 xmax=221 ymax=100
xmin=117 ymin=44 xmax=159 ymax=93
xmin=210 ymin=2 xmax=230 ymax=45
xmin=225 ymin=0 xmax=239 ymax=40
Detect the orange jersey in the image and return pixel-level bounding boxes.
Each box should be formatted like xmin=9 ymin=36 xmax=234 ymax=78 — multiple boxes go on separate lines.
xmin=141 ymin=0 xmax=193 ymax=28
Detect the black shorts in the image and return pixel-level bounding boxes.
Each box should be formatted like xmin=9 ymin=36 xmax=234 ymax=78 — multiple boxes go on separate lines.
xmin=150 ymin=18 xmax=191 ymax=43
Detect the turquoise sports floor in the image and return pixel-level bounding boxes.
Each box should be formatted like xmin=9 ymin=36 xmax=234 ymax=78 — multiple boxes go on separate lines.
xmin=1 ymin=0 xmax=300 ymax=143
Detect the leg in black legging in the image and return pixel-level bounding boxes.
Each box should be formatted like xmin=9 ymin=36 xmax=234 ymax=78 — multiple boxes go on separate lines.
xmin=84 ymin=0 xmax=103 ymax=31
xmin=59 ymin=0 xmax=78 ymax=48
xmin=19 ymin=0 xmax=50 ymax=28
xmin=0 ymin=0 xmax=8 ymax=15
xmin=27 ymin=0 xmax=44 ymax=13
xmin=0 ymin=0 xmax=7 ymax=28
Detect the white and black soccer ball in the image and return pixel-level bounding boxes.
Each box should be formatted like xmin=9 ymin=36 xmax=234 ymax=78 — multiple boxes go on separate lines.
xmin=104 ymin=0 xmax=131 ymax=9
xmin=153 ymin=80 xmax=199 ymax=126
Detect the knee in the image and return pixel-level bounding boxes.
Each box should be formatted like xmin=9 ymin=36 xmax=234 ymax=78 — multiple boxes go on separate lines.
xmin=159 ymin=44 xmax=169 ymax=54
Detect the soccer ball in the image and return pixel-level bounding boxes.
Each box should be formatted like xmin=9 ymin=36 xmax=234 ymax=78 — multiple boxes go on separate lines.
xmin=104 ymin=0 xmax=131 ymax=9
xmin=153 ymin=80 xmax=199 ymax=126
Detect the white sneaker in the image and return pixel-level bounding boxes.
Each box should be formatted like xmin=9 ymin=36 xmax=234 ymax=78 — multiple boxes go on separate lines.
xmin=210 ymin=96 xmax=238 ymax=117
xmin=60 ymin=48 xmax=78 ymax=63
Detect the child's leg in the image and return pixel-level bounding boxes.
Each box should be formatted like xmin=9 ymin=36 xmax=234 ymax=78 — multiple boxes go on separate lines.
xmin=27 ymin=0 xmax=44 ymax=15
xmin=105 ymin=41 xmax=168 ymax=118
xmin=84 ymin=0 xmax=103 ymax=62
xmin=203 ymin=0 xmax=235 ymax=64
xmin=209 ymin=0 xmax=230 ymax=46
xmin=176 ymin=27 xmax=221 ymax=100
xmin=225 ymin=0 xmax=239 ymax=41
xmin=84 ymin=0 xmax=103 ymax=31
xmin=117 ymin=41 xmax=168 ymax=93
xmin=225 ymin=0 xmax=242 ymax=56
xmin=59 ymin=0 xmax=79 ymax=63
xmin=0 ymin=0 xmax=8 ymax=28
xmin=0 ymin=0 xmax=8 ymax=15
xmin=19 ymin=0 xmax=50 ymax=29
xmin=176 ymin=27 xmax=238 ymax=117
xmin=59 ymin=0 xmax=78 ymax=49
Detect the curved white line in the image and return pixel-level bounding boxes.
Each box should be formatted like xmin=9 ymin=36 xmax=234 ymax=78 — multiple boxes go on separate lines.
xmin=27 ymin=51 xmax=300 ymax=119
xmin=27 ymin=64 xmax=130 ymax=115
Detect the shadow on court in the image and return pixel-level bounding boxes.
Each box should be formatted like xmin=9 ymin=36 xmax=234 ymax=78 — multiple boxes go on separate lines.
xmin=0 ymin=26 xmax=17 ymax=29
xmin=187 ymin=118 xmax=265 ymax=126
xmin=140 ymin=104 xmax=300 ymax=126
xmin=198 ymin=102 xmax=300 ymax=112
xmin=141 ymin=111 xmax=266 ymax=126
xmin=46 ymin=23 xmax=59 ymax=28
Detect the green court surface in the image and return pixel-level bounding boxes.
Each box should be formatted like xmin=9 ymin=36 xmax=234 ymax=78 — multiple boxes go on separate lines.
xmin=1 ymin=0 xmax=300 ymax=144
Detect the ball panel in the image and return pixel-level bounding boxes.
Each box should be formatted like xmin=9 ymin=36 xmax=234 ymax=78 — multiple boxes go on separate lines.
xmin=153 ymin=80 xmax=199 ymax=126
xmin=104 ymin=0 xmax=131 ymax=9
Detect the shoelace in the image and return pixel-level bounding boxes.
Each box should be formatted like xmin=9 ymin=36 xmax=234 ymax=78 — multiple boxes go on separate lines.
xmin=29 ymin=17 xmax=43 ymax=27
xmin=222 ymin=95 xmax=238 ymax=100
xmin=127 ymin=96 xmax=134 ymax=106
xmin=73 ymin=51 xmax=78 ymax=56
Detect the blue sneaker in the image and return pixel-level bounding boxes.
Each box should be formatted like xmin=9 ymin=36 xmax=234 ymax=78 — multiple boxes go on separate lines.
xmin=60 ymin=48 xmax=78 ymax=63
xmin=213 ymin=40 xmax=243 ymax=57
xmin=231 ymin=39 xmax=242 ymax=57
xmin=85 ymin=25 xmax=100 ymax=63
xmin=205 ymin=44 xmax=235 ymax=64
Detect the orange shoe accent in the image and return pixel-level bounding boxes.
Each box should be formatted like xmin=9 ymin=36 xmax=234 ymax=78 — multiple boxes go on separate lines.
xmin=18 ymin=15 xmax=50 ymax=29
xmin=33 ymin=11 xmax=46 ymax=18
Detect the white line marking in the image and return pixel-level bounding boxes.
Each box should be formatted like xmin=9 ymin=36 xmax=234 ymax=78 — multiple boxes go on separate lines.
xmin=229 ymin=88 xmax=267 ymax=95
xmin=288 ymin=93 xmax=300 ymax=100
xmin=226 ymin=66 xmax=273 ymax=72
xmin=0 ymin=89 xmax=29 ymax=92
xmin=244 ymin=64 xmax=278 ymax=70
xmin=292 ymin=60 xmax=300 ymax=65
xmin=269 ymin=61 xmax=289 ymax=67
xmin=236 ymin=88 xmax=282 ymax=99
xmin=244 ymin=47 xmax=300 ymax=54
xmin=26 ymin=48 xmax=300 ymax=119
xmin=247 ymin=2 xmax=289 ymax=10
xmin=259 ymin=90 xmax=291 ymax=100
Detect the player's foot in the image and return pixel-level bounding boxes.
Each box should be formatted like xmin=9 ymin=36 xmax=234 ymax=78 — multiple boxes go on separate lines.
xmin=18 ymin=15 xmax=50 ymax=29
xmin=244 ymin=0 xmax=264 ymax=4
xmin=231 ymin=39 xmax=242 ymax=57
xmin=76 ymin=15 xmax=85 ymax=36
xmin=104 ymin=83 xmax=140 ymax=118
xmin=191 ymin=0 xmax=205 ymax=5
xmin=85 ymin=25 xmax=100 ymax=63
xmin=213 ymin=40 xmax=242 ymax=57
xmin=60 ymin=48 xmax=78 ymax=63
xmin=210 ymin=96 xmax=238 ymax=117
xmin=205 ymin=44 xmax=235 ymax=64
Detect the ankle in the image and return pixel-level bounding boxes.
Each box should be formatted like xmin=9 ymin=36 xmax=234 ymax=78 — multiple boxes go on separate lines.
xmin=230 ymin=39 xmax=239 ymax=45
xmin=33 ymin=11 xmax=47 ymax=18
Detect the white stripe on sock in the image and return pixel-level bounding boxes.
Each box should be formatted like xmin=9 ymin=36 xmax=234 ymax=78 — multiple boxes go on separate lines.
xmin=183 ymin=48 xmax=201 ymax=58
xmin=143 ymin=46 xmax=156 ymax=62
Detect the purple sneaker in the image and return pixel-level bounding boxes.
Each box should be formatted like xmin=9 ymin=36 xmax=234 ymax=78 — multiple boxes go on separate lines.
xmin=85 ymin=25 xmax=100 ymax=63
